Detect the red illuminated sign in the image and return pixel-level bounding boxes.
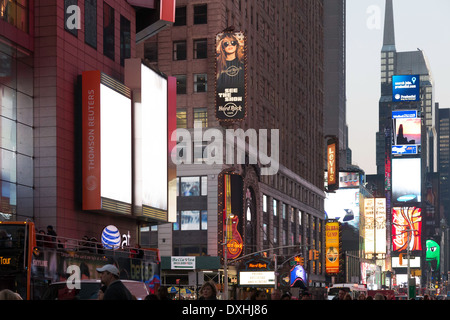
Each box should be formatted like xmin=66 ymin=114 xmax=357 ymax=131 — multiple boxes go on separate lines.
xmin=392 ymin=207 xmax=422 ymax=252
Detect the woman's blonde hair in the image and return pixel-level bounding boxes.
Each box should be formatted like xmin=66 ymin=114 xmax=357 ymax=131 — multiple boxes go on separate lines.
xmin=216 ymin=33 xmax=244 ymax=79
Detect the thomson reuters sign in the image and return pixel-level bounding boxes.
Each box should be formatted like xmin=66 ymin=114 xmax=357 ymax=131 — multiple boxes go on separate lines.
xmin=325 ymin=221 xmax=340 ymax=274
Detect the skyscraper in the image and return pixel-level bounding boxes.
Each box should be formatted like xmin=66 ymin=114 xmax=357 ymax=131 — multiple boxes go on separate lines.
xmin=377 ymin=0 xmax=435 ymax=176
xmin=139 ymin=0 xmax=328 ymax=296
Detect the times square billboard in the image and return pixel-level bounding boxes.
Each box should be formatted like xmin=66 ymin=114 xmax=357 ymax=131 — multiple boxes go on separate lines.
xmin=324 ymin=174 xmax=360 ymax=231
xmin=391 ymin=110 xmax=421 ymax=156
xmin=392 ymin=75 xmax=420 ymax=102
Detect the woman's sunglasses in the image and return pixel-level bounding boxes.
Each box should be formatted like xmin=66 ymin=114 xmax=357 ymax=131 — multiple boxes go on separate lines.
xmin=223 ymin=41 xmax=237 ymax=48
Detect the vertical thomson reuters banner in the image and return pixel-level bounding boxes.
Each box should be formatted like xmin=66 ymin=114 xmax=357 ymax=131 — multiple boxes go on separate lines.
xmin=215 ymin=31 xmax=246 ymax=121
xmin=82 ymin=71 xmax=132 ymax=213
xmin=327 ymin=137 xmax=339 ymax=191
xmin=325 ymin=220 xmax=340 ymax=274
xmin=82 ymin=71 xmax=102 ymax=210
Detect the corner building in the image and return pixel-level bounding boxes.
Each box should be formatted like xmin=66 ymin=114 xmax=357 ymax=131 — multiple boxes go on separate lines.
xmin=0 ymin=1 xmax=174 ymax=243
xmin=138 ymin=0 xmax=327 ymax=296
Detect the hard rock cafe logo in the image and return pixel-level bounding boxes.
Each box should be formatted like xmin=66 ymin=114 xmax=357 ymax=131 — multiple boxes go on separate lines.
xmin=224 ymin=65 xmax=242 ymax=77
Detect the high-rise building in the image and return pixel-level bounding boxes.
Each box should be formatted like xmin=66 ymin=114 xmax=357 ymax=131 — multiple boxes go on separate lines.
xmin=323 ymin=0 xmax=351 ymax=169
xmin=138 ymin=0 xmax=328 ymax=296
xmin=0 ymin=0 xmax=177 ymax=241
xmin=377 ymin=0 xmax=435 ymax=176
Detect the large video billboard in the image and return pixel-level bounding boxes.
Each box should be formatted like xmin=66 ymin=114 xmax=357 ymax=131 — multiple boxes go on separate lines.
xmin=392 ymin=158 xmax=421 ymax=203
xmin=324 ymin=188 xmax=360 ymax=230
xmin=392 ymin=207 xmax=422 ymax=252
xmin=392 ymin=75 xmax=420 ymax=102
xmin=124 ymin=59 xmax=177 ymax=223
xmin=215 ymin=31 xmax=246 ymax=121
xmin=392 ymin=110 xmax=421 ymax=155
xmin=82 ymin=71 xmax=132 ymax=213
xmin=364 ymin=198 xmax=386 ymax=255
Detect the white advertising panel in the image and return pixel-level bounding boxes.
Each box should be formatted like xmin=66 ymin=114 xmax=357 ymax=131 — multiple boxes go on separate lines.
xmin=100 ymin=84 xmax=132 ymax=204
xmin=239 ymin=271 xmax=275 ymax=286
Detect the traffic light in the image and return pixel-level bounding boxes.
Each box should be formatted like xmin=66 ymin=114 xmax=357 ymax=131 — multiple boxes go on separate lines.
xmin=308 ymin=249 xmax=313 ymax=260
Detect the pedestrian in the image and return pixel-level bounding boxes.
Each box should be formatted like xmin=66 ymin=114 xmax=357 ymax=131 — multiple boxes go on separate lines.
xmin=270 ymin=289 xmax=281 ymax=300
xmin=333 ymin=289 xmax=347 ymax=300
xmin=281 ymin=293 xmax=292 ymax=300
xmin=343 ymin=293 xmax=352 ymax=300
xmin=250 ymin=289 xmax=268 ymax=300
xmin=374 ymin=293 xmax=385 ymax=300
xmin=198 ymin=281 xmax=217 ymax=300
xmin=301 ymin=292 xmax=311 ymax=300
xmin=358 ymin=293 xmax=366 ymax=300
xmin=157 ymin=286 xmax=171 ymax=300
xmin=96 ymin=264 xmax=133 ymax=300
xmin=0 ymin=289 xmax=22 ymax=300
xmin=47 ymin=225 xmax=57 ymax=248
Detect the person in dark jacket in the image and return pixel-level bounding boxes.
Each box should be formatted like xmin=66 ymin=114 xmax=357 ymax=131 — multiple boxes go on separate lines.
xmin=96 ymin=264 xmax=132 ymax=300
xmin=198 ymin=281 xmax=218 ymax=300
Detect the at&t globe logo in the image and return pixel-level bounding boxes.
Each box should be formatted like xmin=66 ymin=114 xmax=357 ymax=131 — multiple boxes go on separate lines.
xmin=101 ymin=225 xmax=121 ymax=250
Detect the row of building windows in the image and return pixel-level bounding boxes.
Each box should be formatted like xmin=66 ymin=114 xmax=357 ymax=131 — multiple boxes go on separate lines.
xmin=174 ymin=5 xmax=207 ymax=26
xmin=64 ymin=0 xmax=131 ymax=66
xmin=176 ymin=108 xmax=207 ymax=128
xmin=0 ymin=0 xmax=28 ymax=33
xmin=174 ymin=74 xmax=207 ymax=94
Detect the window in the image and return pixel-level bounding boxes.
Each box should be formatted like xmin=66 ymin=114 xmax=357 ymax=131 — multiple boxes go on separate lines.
xmin=194 ymin=39 xmax=208 ymax=59
xmin=194 ymin=4 xmax=207 ymax=24
xmin=173 ymin=41 xmax=187 ymax=61
xmin=201 ymin=210 xmax=208 ymax=230
xmin=263 ymin=195 xmax=267 ymax=212
xmin=176 ymin=109 xmax=187 ymax=128
xmin=194 ymin=74 xmax=207 ymax=92
xmin=85 ymin=0 xmax=97 ymax=48
xmin=273 ymin=199 xmax=278 ymax=216
xmin=194 ymin=108 xmax=207 ymax=127
xmin=144 ymin=42 xmax=158 ymax=62
xmin=181 ymin=211 xmax=200 ymax=230
xmin=103 ymin=2 xmax=115 ymax=60
xmin=65 ymin=0 xmax=78 ymax=36
xmin=174 ymin=6 xmax=186 ymax=26
xmin=175 ymin=75 xmax=187 ymax=94
xmin=179 ymin=176 xmax=207 ymax=196
xmin=120 ymin=15 xmax=131 ymax=66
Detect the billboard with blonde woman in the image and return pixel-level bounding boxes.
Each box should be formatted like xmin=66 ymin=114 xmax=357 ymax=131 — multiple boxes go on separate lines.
xmin=215 ymin=31 xmax=246 ymax=121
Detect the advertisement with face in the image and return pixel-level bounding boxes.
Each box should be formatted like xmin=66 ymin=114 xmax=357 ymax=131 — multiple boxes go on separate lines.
xmin=215 ymin=31 xmax=246 ymax=121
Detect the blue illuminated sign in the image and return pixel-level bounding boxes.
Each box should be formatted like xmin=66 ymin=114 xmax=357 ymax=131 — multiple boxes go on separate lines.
xmin=392 ymin=75 xmax=420 ymax=102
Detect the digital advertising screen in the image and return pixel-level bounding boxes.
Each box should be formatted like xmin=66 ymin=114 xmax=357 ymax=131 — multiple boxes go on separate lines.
xmin=392 ymin=207 xmax=422 ymax=252
xmin=290 ymin=265 xmax=307 ymax=288
xmin=392 ymin=158 xmax=421 ymax=203
xmin=324 ymin=188 xmax=359 ymax=230
xmin=239 ymin=271 xmax=275 ymax=286
xmin=392 ymin=75 xmax=420 ymax=102
xmin=364 ymin=198 xmax=386 ymax=255
xmin=392 ymin=110 xmax=421 ymax=155
xmin=325 ymin=221 xmax=340 ymax=274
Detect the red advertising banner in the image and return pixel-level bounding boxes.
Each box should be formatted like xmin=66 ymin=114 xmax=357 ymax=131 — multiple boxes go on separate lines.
xmin=392 ymin=207 xmax=422 ymax=252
